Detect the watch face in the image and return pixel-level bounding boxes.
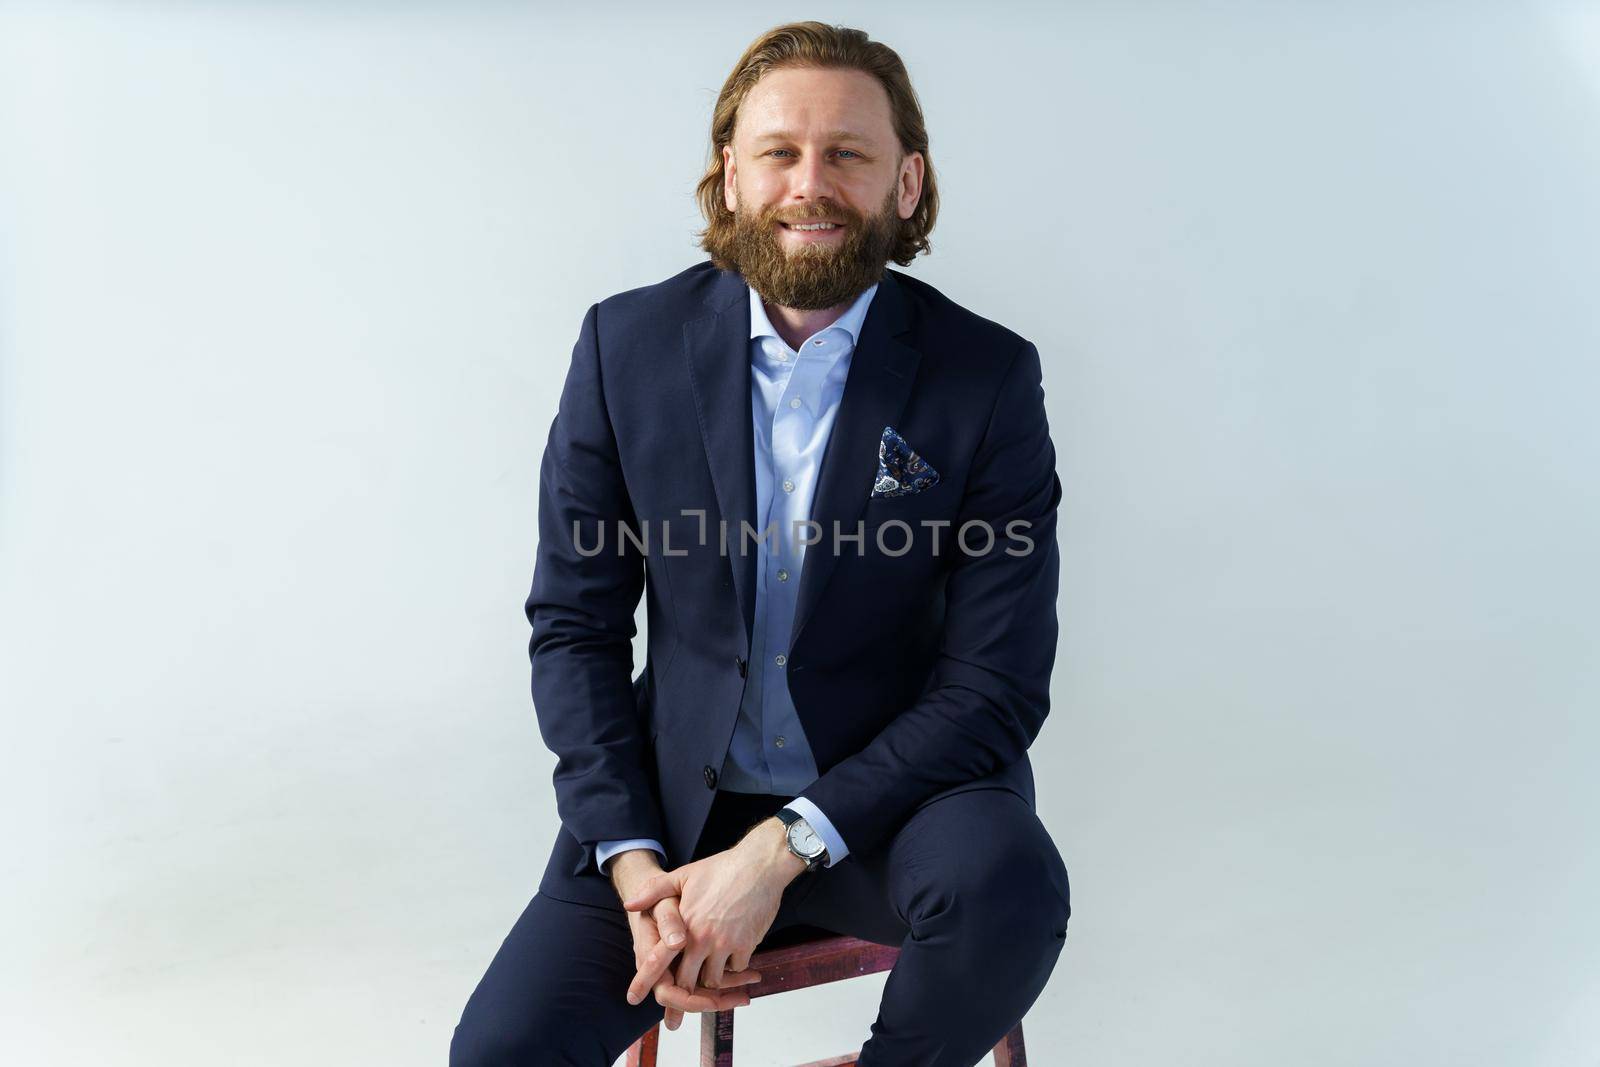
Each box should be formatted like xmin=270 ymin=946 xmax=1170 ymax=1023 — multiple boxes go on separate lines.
xmin=787 ymin=820 xmax=824 ymax=858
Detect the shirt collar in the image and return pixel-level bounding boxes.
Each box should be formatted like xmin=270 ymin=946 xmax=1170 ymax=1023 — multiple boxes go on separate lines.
xmin=748 ymin=281 xmax=880 ymax=348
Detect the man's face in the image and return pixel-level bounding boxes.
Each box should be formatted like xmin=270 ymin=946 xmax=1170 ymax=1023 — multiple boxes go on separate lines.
xmin=710 ymin=66 xmax=923 ymax=311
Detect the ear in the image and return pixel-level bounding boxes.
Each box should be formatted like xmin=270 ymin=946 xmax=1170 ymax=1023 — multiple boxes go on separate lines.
xmin=723 ymin=144 xmax=738 ymax=213
xmin=897 ymin=150 xmax=925 ymax=220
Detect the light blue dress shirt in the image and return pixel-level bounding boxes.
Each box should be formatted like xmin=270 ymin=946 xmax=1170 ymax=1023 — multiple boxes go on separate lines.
xmin=595 ymin=281 xmax=881 ymax=876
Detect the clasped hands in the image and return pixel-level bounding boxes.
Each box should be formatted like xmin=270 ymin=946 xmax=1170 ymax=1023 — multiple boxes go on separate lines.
xmin=611 ymin=816 xmax=807 ymax=1031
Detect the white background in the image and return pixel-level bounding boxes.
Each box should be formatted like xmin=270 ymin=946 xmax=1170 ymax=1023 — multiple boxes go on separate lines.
xmin=2 ymin=2 xmax=1597 ymax=1064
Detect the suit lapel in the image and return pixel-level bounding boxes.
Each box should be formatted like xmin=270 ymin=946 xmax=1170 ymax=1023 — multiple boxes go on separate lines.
xmin=790 ymin=271 xmax=919 ymax=652
xmin=682 ymin=265 xmax=921 ymax=653
xmin=683 ymin=267 xmax=759 ymax=642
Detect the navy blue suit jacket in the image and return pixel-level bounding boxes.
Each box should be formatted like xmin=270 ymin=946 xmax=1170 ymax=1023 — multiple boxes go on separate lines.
xmin=529 ymin=260 xmax=1062 ymax=910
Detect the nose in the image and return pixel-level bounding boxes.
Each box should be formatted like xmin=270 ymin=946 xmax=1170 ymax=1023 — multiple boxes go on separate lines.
xmin=788 ymin=151 xmax=836 ymax=203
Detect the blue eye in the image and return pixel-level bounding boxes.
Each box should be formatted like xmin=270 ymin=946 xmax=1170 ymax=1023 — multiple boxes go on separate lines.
xmin=766 ymin=149 xmax=860 ymax=160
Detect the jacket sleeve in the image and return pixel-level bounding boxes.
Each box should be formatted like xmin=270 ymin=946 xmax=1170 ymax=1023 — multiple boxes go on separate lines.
xmin=798 ymin=339 xmax=1062 ymax=861
xmin=526 ymin=301 xmax=665 ymax=878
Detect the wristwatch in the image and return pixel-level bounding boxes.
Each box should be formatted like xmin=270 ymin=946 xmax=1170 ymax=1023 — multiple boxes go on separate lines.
xmin=775 ymin=807 xmax=828 ymax=872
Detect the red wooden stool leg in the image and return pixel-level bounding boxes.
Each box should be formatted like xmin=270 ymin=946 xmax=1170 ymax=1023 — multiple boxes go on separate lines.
xmin=992 ymin=1019 xmax=1027 ymax=1066
xmin=625 ymin=1022 xmax=659 ymax=1067
xmin=700 ymin=1007 xmax=734 ymax=1066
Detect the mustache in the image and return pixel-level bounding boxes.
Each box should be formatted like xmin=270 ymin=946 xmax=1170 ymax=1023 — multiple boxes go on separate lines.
xmin=763 ymin=205 xmax=864 ymax=227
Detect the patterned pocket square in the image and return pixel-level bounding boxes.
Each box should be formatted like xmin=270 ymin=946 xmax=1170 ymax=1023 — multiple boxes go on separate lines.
xmin=872 ymin=425 xmax=940 ymax=498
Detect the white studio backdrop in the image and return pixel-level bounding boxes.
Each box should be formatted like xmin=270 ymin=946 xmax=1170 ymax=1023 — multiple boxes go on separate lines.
xmin=2 ymin=2 xmax=1597 ymax=1064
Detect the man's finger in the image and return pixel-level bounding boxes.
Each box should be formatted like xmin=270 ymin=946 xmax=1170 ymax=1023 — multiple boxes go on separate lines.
xmin=625 ymin=939 xmax=682 ymax=1006
xmin=702 ymin=950 xmax=729 ymax=991
xmin=717 ymin=966 xmax=763 ymax=989
xmin=653 ymin=980 xmax=752 ymax=1015
xmin=653 ymin=898 xmax=688 ymax=949
xmin=649 ymin=968 xmax=761 ymax=1003
xmin=630 ymin=914 xmax=659 ymax=970
xmin=674 ymin=944 xmax=708 ymax=1000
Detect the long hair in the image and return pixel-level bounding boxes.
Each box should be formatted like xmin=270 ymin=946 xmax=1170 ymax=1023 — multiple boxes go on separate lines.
xmin=694 ymin=21 xmax=940 ymax=266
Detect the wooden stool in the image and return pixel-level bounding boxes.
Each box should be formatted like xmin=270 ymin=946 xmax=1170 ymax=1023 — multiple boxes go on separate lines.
xmin=624 ymin=923 xmax=1028 ymax=1066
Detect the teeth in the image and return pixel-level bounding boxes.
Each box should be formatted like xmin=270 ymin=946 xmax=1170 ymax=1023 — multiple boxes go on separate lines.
xmin=789 ymin=222 xmax=838 ymax=231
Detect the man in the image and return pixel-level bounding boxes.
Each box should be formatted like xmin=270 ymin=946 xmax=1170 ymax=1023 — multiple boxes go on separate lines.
xmin=452 ymin=21 xmax=1070 ymax=1067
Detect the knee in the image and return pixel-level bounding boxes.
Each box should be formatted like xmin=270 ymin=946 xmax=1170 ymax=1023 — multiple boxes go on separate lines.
xmin=905 ymin=832 xmax=1071 ymax=951
xmin=449 ymin=1012 xmax=531 ymax=1067
xmin=450 ymin=1004 xmax=610 ymax=1067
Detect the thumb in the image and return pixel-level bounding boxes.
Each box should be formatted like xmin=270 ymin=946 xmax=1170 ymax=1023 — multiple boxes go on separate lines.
xmin=653 ymin=895 xmax=688 ymax=948
xmin=622 ymin=870 xmax=680 ymax=912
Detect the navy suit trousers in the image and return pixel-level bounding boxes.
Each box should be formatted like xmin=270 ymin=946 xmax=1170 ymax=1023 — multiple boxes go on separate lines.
xmin=450 ymin=788 xmax=1070 ymax=1067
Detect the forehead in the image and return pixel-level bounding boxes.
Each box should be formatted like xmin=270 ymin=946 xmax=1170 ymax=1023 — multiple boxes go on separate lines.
xmin=734 ymin=66 xmax=894 ymax=144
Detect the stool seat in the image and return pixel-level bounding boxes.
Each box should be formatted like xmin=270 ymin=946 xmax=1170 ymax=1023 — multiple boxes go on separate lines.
xmin=624 ymin=925 xmax=1028 ymax=1066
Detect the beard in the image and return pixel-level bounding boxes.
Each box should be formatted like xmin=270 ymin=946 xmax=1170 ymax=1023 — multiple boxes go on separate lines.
xmin=702 ymin=183 xmax=902 ymax=311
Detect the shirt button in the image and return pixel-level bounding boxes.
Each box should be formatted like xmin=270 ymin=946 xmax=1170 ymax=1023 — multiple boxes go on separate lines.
xmin=774 ymin=653 xmax=787 ymax=666
xmin=776 ymin=351 xmax=788 ymax=362
xmin=777 ymin=569 xmax=789 ymax=581
xmin=782 ymin=480 xmax=795 ymax=493
xmin=812 ymin=339 xmax=825 ymax=346
xmin=775 ymin=736 xmax=787 ymax=748
xmin=789 ymin=397 xmax=802 ymax=409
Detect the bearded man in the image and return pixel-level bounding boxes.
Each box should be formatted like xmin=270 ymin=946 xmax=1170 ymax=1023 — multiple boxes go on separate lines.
xmin=452 ymin=20 xmax=1071 ymax=1067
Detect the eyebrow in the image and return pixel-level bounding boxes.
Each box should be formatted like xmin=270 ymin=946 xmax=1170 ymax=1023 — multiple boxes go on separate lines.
xmin=750 ymin=128 xmax=875 ymax=145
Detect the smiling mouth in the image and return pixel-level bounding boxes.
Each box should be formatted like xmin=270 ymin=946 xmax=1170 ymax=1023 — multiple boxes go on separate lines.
xmin=780 ymin=221 xmax=845 ymax=232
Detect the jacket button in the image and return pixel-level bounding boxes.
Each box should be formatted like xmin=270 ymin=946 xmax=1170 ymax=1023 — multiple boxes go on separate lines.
xmin=703 ymin=765 xmax=718 ymax=789
xmin=734 ymin=655 xmax=746 ymax=678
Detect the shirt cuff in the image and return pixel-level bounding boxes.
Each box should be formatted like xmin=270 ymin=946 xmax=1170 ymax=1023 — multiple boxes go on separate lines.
xmin=595 ymin=838 xmax=666 ymax=876
xmin=786 ymin=795 xmax=849 ymax=867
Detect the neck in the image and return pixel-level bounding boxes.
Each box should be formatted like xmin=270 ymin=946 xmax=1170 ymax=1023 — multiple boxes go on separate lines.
xmin=762 ymin=295 xmax=855 ymax=352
